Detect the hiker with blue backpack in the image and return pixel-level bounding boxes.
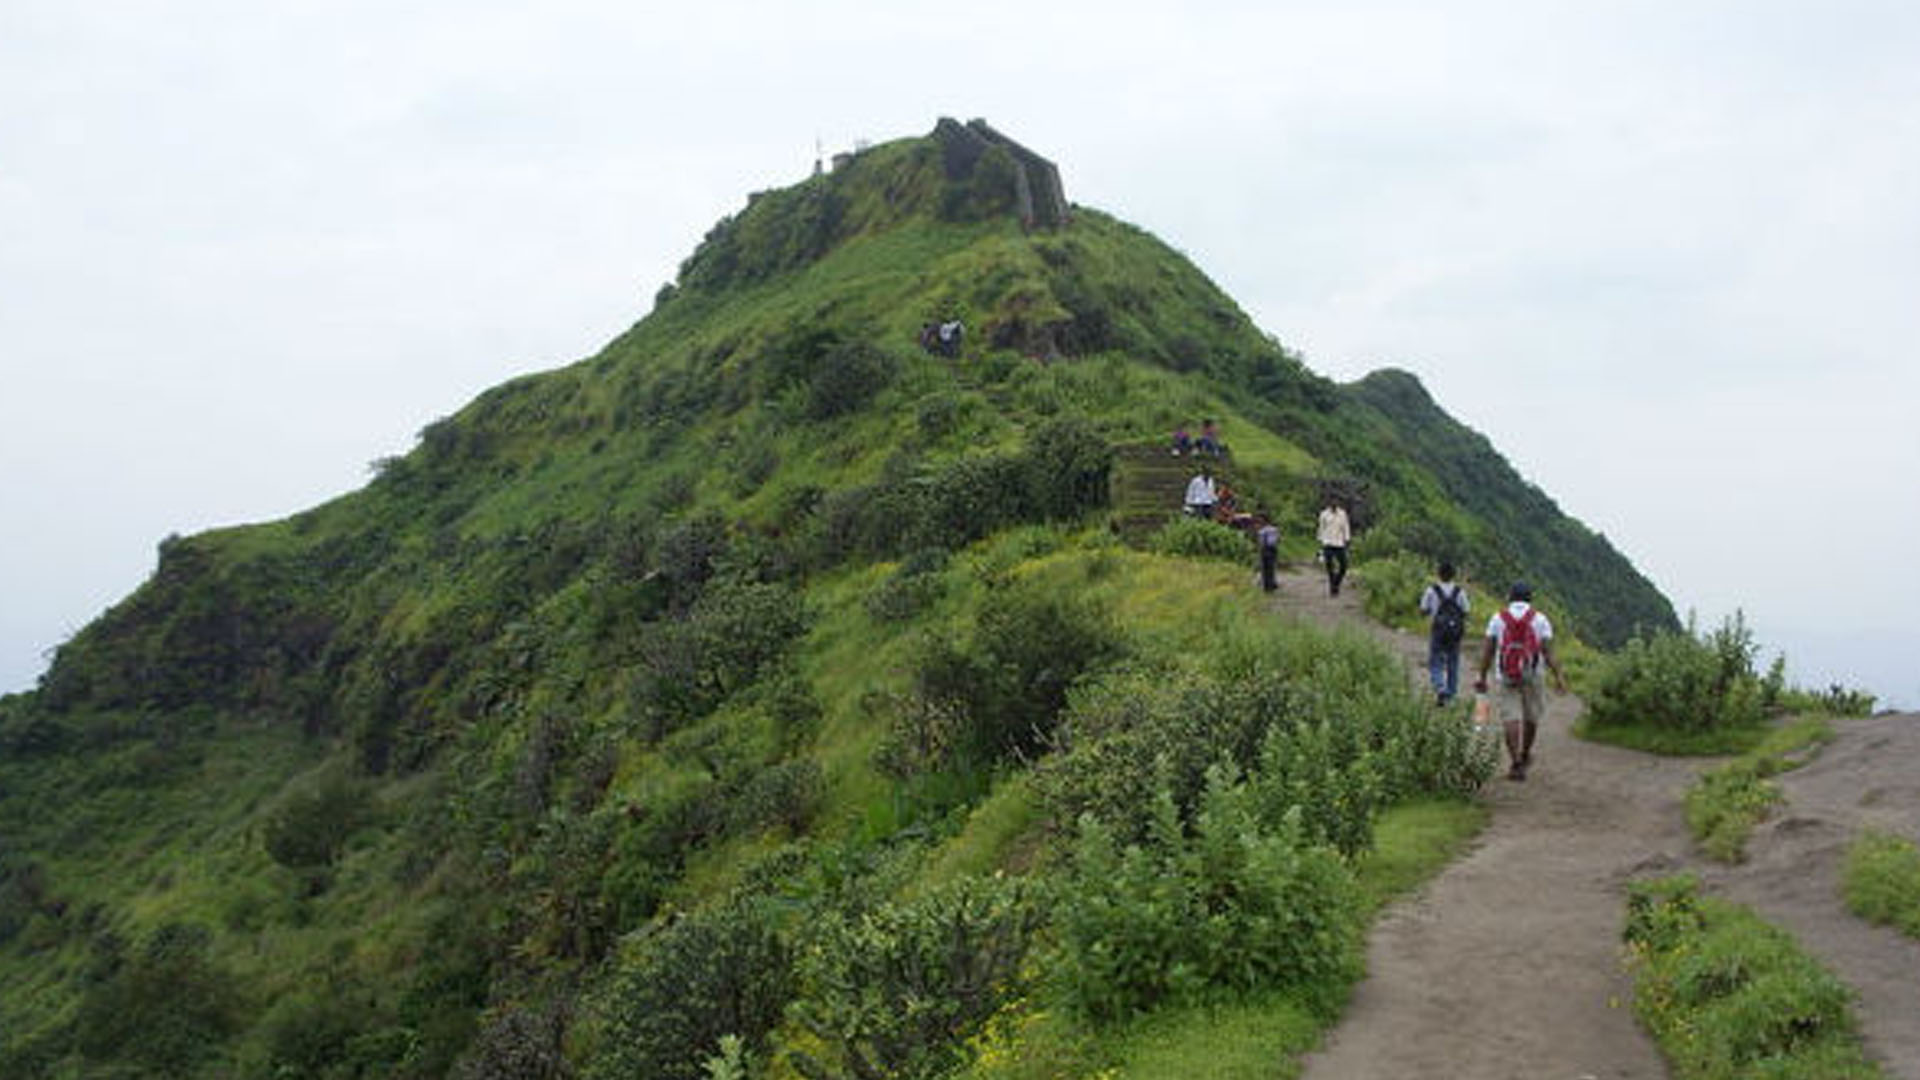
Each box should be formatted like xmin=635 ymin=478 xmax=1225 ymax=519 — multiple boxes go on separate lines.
xmin=1472 ymin=581 xmax=1569 ymax=781
xmin=1419 ymin=562 xmax=1469 ymax=706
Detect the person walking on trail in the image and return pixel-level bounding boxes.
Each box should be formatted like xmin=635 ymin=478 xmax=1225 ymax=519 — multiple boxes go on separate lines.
xmin=1419 ymin=562 xmax=1469 ymax=706
xmin=1184 ymin=469 xmax=1218 ymax=519
xmin=1316 ymin=500 xmax=1351 ymax=596
xmin=1256 ymin=517 xmax=1281 ymax=592
xmin=1472 ymin=581 xmax=1569 ymax=781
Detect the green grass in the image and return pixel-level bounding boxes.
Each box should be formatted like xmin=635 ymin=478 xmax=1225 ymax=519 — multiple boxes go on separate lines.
xmin=1353 ymin=797 xmax=1489 ymax=912
xmin=1576 ymin=717 xmax=1773 ymax=756
xmin=1842 ymin=830 xmax=1920 ymax=938
xmin=1683 ymin=717 xmax=1833 ymax=863
xmin=1625 ymin=875 xmax=1882 ymax=1079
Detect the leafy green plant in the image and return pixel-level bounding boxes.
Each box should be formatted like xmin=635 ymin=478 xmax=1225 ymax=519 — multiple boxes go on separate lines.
xmin=74 ymin=923 xmax=245 ymax=1078
xmin=262 ymin=763 xmax=372 ymax=872
xmin=1585 ymin=614 xmax=1769 ymax=747
xmin=1147 ymin=515 xmax=1249 ymax=562
xmin=585 ymin=897 xmax=795 ymax=1080
xmin=1842 ymin=830 xmax=1920 ymax=938
xmin=790 ymin=874 xmax=1043 ymax=1080
xmin=882 ymin=577 xmax=1125 ymax=777
xmin=1051 ymin=771 xmax=1362 ymax=1024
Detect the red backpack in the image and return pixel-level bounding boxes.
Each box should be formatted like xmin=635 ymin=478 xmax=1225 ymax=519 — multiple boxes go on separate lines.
xmin=1496 ymin=608 xmax=1541 ymax=686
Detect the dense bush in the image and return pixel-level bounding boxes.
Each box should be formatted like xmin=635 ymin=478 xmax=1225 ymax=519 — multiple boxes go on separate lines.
xmin=865 ymin=555 xmax=949 ymax=623
xmin=1148 ymin=515 xmax=1250 ymax=562
xmin=262 ymin=765 xmax=372 ymax=872
xmin=1624 ymin=875 xmax=1877 ymax=1078
xmin=629 ymin=581 xmax=812 ymax=740
xmin=1052 ymin=772 xmax=1362 ymax=1024
xmin=1586 ymin=614 xmax=1767 ymax=735
xmin=806 ymin=340 xmax=897 ymax=421
xmin=586 ymin=898 xmax=796 ymax=1080
xmin=1036 ymin=646 xmax=1493 ymax=852
xmin=881 ymin=580 xmax=1125 ymax=776
xmin=74 ymin=923 xmax=244 ymax=1078
xmin=1021 ymin=415 xmax=1113 ymax=518
xmin=791 ymin=875 xmax=1044 ymax=1080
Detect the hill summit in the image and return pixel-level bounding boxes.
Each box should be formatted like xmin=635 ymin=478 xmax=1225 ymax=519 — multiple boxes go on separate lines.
xmin=0 ymin=118 xmax=1675 ymax=1079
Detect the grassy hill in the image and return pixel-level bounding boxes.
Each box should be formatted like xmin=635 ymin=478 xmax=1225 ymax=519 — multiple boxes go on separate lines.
xmin=0 ymin=118 xmax=1674 ymax=1079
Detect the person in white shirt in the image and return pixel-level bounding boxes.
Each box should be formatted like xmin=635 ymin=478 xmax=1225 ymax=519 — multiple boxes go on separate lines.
xmin=1315 ymin=501 xmax=1351 ymax=596
xmin=1472 ymin=581 xmax=1569 ymax=781
xmin=1184 ymin=470 xmax=1217 ymax=519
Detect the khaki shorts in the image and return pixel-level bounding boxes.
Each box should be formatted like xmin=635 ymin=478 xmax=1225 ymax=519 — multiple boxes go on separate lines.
xmin=1493 ymin=673 xmax=1546 ymax=726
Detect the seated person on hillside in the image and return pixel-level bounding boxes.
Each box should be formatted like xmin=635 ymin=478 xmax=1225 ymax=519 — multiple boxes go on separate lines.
xmin=1197 ymin=419 xmax=1223 ymax=458
xmin=1171 ymin=425 xmax=1192 ymax=456
xmin=1183 ymin=471 xmax=1217 ymax=518
xmin=1214 ymin=481 xmax=1238 ymax=519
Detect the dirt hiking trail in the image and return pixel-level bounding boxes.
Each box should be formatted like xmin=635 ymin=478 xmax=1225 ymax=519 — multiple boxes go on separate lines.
xmin=1259 ymin=566 xmax=1920 ymax=1080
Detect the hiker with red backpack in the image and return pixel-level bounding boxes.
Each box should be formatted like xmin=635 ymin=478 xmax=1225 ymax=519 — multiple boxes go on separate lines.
xmin=1472 ymin=581 xmax=1569 ymax=781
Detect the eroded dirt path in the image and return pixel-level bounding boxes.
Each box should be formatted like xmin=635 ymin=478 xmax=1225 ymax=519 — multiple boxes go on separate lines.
xmin=1263 ymin=565 xmax=1920 ymax=1079
xmin=1271 ymin=568 xmax=1691 ymax=1079
xmin=1700 ymin=713 xmax=1920 ymax=1078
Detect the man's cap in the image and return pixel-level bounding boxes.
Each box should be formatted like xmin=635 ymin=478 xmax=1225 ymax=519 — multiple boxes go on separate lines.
xmin=1508 ymin=581 xmax=1534 ymax=601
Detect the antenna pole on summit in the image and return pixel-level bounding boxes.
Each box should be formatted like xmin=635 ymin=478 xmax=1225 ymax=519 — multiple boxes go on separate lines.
xmin=813 ymin=136 xmax=823 ymax=177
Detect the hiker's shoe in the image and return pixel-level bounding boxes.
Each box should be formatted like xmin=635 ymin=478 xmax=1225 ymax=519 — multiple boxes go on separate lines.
xmin=1507 ymin=763 xmax=1527 ymax=782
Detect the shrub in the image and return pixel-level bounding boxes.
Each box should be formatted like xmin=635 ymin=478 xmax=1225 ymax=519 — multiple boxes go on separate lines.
xmin=865 ymin=555 xmax=949 ymax=623
xmin=453 ymin=1002 xmax=572 ymax=1080
xmin=790 ymin=875 xmax=1044 ymax=1080
xmin=262 ymin=764 xmax=372 ymax=872
xmin=1355 ymin=551 xmax=1433 ymax=631
xmin=1036 ymin=645 xmax=1492 ymax=854
xmin=74 ymin=923 xmax=244 ymax=1077
xmin=1051 ymin=772 xmax=1363 ymax=1024
xmin=1586 ymin=614 xmax=1767 ymax=736
xmin=586 ymin=898 xmax=796 ymax=1080
xmin=729 ymin=759 xmax=825 ymax=836
xmin=882 ymin=580 xmax=1125 ymax=776
xmin=1022 ymin=415 xmax=1112 ymax=519
xmin=806 ymin=340 xmax=896 ymax=421
xmin=1842 ymin=830 xmax=1920 ymax=938
xmin=1149 ymin=515 xmax=1249 ymax=562
xmin=1778 ymin=682 xmax=1879 ymax=718
xmin=630 ymin=581 xmax=812 ymax=739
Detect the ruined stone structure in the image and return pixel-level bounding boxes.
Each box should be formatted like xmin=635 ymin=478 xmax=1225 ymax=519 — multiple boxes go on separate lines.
xmin=932 ymin=117 xmax=1070 ymax=229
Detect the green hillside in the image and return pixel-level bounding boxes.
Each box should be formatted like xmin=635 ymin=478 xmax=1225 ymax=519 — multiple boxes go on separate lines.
xmin=0 ymin=118 xmax=1674 ymax=1079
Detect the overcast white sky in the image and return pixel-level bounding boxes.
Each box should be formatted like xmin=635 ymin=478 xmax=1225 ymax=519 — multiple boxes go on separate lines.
xmin=4 ymin=0 xmax=1916 ymax=709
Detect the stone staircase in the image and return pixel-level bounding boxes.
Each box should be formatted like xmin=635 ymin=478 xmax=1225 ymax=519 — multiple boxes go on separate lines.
xmin=1109 ymin=442 xmax=1237 ymax=545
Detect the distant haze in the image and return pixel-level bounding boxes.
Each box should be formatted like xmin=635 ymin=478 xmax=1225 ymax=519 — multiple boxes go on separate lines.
xmin=3 ymin=0 xmax=1915 ymax=710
